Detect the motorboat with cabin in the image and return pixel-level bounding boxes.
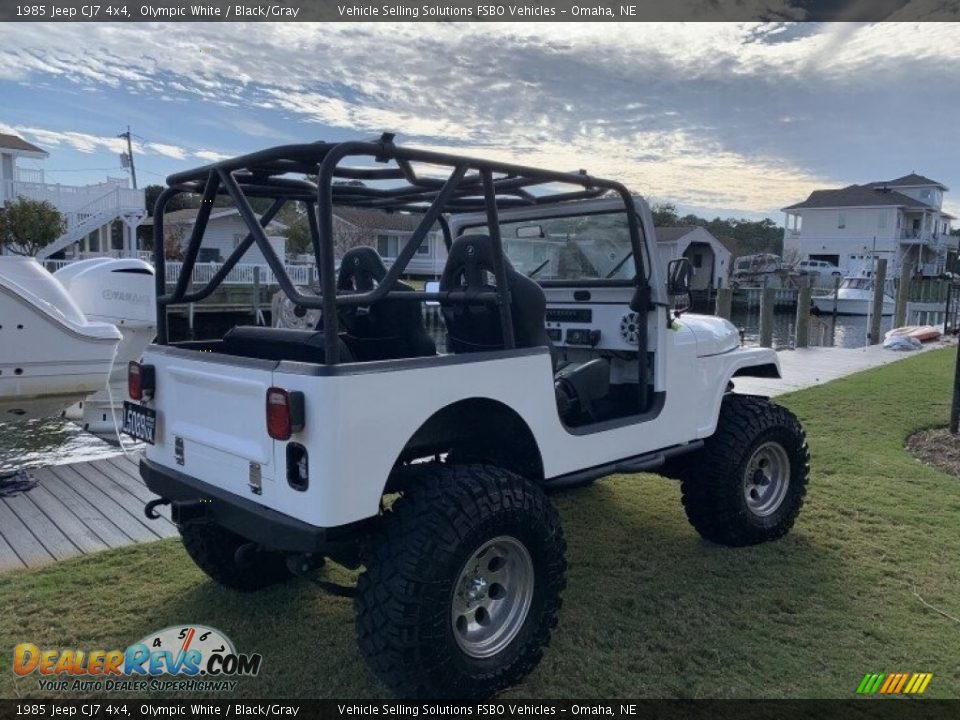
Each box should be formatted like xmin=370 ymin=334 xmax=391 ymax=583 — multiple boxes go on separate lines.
xmin=0 ymin=255 xmax=155 ymax=427
xmin=811 ymin=273 xmax=895 ymax=316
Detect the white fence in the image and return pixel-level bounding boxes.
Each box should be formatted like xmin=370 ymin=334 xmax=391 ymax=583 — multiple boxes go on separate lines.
xmin=906 ymin=301 xmax=948 ymax=328
xmin=9 ymin=178 xmax=142 ymax=213
xmin=43 ymin=257 xmax=316 ymax=287
xmin=164 ymin=262 xmax=315 ymax=286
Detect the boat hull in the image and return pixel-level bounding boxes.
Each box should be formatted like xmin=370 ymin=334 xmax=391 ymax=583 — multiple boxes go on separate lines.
xmin=0 ymin=257 xmax=121 ymax=423
xmin=812 ymin=296 xmax=895 ymax=316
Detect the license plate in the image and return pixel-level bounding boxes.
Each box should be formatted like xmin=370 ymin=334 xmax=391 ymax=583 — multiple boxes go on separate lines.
xmin=122 ymin=401 xmax=156 ymax=444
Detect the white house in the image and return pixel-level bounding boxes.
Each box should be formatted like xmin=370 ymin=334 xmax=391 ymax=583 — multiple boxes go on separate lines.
xmin=0 ymin=133 xmax=145 ymax=259
xmin=782 ymin=173 xmax=954 ymax=277
xmin=330 ymin=207 xmax=445 ymax=277
xmin=140 ymin=207 xmax=286 ymax=265
xmin=655 ymin=226 xmax=733 ymax=290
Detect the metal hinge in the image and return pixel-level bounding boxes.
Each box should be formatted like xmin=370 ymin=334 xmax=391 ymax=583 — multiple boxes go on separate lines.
xmin=248 ymin=462 xmax=262 ymax=495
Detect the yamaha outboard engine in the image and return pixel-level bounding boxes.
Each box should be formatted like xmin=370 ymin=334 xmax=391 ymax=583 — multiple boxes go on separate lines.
xmin=54 ymin=258 xmax=156 ymax=434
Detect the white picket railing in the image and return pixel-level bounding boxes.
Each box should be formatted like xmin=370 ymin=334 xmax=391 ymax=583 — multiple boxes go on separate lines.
xmin=10 ymin=178 xmax=142 ymax=213
xmin=43 ymin=256 xmax=316 ymax=287
xmin=163 ymin=261 xmax=315 ymax=286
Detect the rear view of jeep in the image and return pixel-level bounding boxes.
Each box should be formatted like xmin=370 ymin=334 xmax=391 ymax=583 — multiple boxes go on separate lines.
xmin=128 ymin=135 xmax=808 ymax=698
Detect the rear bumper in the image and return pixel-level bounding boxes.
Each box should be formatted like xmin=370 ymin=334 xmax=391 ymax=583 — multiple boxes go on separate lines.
xmin=140 ymin=458 xmax=330 ymax=553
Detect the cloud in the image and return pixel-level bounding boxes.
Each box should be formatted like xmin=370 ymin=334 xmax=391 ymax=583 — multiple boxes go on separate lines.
xmin=194 ymin=149 xmax=230 ymax=162
xmin=1 ymin=122 xmax=224 ymax=166
xmin=0 ymin=22 xmax=957 ymax=218
xmin=145 ymin=142 xmax=187 ymax=160
xmin=7 ymin=126 xmax=128 ymax=154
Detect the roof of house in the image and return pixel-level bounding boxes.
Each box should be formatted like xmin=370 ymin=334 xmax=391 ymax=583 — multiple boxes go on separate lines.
xmin=654 ymin=225 xmax=735 ymax=254
xmin=654 ymin=226 xmax=697 ymax=243
xmin=865 ymin=173 xmax=948 ymax=191
xmin=0 ymin=132 xmax=47 ymax=156
xmin=140 ymin=207 xmax=286 ymax=230
xmin=333 ymin=206 xmax=425 ymax=232
xmin=782 ymin=184 xmax=938 ymax=211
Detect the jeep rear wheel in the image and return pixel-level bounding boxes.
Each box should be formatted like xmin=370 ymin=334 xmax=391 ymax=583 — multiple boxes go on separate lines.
xmin=681 ymin=394 xmax=809 ymax=546
xmin=179 ymin=522 xmax=291 ymax=592
xmin=356 ymin=464 xmax=567 ymax=698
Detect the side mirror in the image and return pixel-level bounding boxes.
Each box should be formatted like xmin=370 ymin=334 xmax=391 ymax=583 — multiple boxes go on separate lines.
xmin=666 ymin=258 xmax=693 ymax=314
xmin=424 ymin=280 xmax=440 ymax=307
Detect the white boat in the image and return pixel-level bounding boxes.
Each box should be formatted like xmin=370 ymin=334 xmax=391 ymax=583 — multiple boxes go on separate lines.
xmin=55 ymin=258 xmax=156 ymax=433
xmin=0 ymin=256 xmax=122 ymax=421
xmin=812 ymin=275 xmax=895 ymax=316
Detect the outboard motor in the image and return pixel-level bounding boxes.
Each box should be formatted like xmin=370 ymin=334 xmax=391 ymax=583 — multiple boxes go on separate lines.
xmin=55 ymin=258 xmax=156 ymax=434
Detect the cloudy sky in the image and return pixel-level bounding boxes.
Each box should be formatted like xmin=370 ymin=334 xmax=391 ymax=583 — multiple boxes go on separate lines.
xmin=0 ymin=22 xmax=957 ymax=222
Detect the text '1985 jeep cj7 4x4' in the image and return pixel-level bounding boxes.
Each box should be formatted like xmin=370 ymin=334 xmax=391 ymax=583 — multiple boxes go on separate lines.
xmin=127 ymin=135 xmax=809 ymax=698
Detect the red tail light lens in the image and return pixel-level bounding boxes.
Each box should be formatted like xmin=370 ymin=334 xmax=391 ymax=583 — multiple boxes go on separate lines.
xmin=128 ymin=362 xmax=155 ymax=401
xmin=266 ymin=388 xmax=291 ymax=440
xmin=129 ymin=362 xmax=143 ymax=400
xmin=266 ymin=387 xmax=304 ymax=441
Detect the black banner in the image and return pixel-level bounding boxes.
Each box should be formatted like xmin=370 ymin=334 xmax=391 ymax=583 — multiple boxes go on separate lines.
xmin=1 ymin=0 xmax=958 ymax=23
xmin=1 ymin=700 xmax=960 ymax=720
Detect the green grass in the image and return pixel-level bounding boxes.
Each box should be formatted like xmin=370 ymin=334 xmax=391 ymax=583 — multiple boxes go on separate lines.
xmin=2 ymin=348 xmax=959 ymax=699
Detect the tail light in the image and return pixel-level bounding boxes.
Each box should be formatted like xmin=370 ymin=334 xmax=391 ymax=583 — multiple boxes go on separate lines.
xmin=266 ymin=387 xmax=304 ymax=440
xmin=128 ymin=362 xmax=155 ymax=401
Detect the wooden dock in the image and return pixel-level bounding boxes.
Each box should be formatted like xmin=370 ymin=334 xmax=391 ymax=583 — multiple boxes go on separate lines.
xmin=0 ymin=454 xmax=175 ymax=572
xmin=0 ymin=341 xmax=953 ymax=573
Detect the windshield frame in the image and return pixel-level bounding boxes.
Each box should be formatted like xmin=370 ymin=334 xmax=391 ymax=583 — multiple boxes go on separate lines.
xmin=455 ymin=202 xmax=649 ymax=288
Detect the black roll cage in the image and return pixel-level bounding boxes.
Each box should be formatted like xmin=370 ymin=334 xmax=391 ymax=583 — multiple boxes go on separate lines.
xmin=153 ymin=133 xmax=649 ymax=369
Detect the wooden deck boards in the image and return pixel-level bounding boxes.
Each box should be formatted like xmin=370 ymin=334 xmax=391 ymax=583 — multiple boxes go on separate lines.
xmin=0 ymin=455 xmax=176 ymax=572
xmin=0 ymin=341 xmax=952 ymax=573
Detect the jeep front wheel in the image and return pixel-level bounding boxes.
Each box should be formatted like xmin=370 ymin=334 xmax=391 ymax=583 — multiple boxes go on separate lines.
xmin=355 ymin=464 xmax=567 ymax=698
xmin=681 ymin=394 xmax=809 ymax=546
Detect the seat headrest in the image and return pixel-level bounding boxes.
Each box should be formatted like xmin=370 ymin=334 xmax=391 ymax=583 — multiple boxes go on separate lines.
xmin=338 ymin=246 xmax=387 ymax=292
xmin=441 ymin=234 xmax=516 ymax=290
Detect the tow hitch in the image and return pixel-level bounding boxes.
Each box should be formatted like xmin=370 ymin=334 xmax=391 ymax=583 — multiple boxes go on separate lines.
xmin=144 ymin=498 xmax=170 ymax=520
xmin=169 ymin=499 xmax=210 ymax=524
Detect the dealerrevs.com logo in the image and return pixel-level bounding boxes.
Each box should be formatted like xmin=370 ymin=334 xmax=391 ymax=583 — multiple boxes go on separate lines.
xmin=13 ymin=625 xmax=262 ymax=693
xmin=856 ymin=672 xmax=933 ymax=696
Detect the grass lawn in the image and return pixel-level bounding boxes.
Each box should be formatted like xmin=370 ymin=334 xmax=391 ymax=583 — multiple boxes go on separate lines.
xmin=2 ymin=348 xmax=959 ymax=699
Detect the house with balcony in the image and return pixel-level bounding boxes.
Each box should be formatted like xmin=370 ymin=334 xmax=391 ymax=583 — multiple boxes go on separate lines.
xmin=0 ymin=133 xmax=146 ymax=259
xmin=782 ymin=173 xmax=954 ymax=277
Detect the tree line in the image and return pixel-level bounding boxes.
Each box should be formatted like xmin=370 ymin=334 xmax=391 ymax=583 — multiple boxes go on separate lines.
xmin=651 ymin=202 xmax=784 ymax=258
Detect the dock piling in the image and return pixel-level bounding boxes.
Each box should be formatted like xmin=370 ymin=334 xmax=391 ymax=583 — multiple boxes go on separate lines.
xmin=759 ymin=287 xmax=775 ymax=348
xmin=868 ymin=259 xmax=887 ymax=345
xmin=795 ymin=284 xmax=811 ymax=348
xmin=894 ymin=262 xmax=911 ymax=328
xmin=715 ymin=287 xmax=732 ymax=320
xmin=253 ymin=266 xmax=262 ymax=325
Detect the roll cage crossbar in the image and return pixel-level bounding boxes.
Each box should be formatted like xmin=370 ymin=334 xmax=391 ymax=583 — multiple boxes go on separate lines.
xmin=153 ymin=134 xmax=648 ymax=366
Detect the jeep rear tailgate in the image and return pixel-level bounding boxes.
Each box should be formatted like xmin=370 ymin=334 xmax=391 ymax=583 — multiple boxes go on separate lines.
xmin=141 ymin=347 xmax=278 ymax=500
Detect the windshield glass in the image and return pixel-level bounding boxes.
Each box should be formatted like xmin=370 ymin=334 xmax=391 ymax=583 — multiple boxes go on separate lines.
xmin=486 ymin=211 xmax=637 ymax=282
xmin=841 ymin=278 xmax=872 ymax=290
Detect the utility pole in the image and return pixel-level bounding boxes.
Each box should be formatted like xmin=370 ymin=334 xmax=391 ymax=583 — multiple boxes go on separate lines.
xmin=118 ymin=126 xmax=138 ymax=189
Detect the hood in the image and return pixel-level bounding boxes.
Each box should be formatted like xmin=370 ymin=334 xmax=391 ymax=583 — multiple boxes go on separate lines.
xmin=679 ymin=314 xmax=741 ymax=357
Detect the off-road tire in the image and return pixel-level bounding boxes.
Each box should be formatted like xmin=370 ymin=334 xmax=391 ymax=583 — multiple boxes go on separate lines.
xmin=356 ymin=464 xmax=567 ymax=698
xmin=179 ymin=522 xmax=291 ymax=592
xmin=681 ymin=394 xmax=809 ymax=546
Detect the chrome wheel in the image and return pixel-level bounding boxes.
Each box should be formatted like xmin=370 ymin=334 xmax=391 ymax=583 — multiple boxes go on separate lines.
xmin=451 ymin=535 xmax=534 ymax=659
xmin=743 ymin=441 xmax=791 ymax=517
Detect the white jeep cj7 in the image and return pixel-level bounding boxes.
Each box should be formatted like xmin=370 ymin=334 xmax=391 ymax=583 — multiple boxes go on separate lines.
xmin=125 ymin=136 xmax=809 ymax=698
